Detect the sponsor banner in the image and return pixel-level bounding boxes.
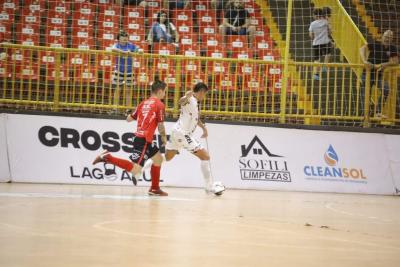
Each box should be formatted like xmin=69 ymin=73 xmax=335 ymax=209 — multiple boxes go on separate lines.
xmin=208 ymin=125 xmax=395 ymax=194
xmin=384 ymin=135 xmax=400 ymax=195
xmin=0 ymin=114 xmax=10 ymax=182
xmin=6 ymin=114 xmax=204 ymax=188
xmin=4 ymin=114 xmax=399 ymax=195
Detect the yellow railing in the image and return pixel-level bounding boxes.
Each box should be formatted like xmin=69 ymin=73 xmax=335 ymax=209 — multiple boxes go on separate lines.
xmin=0 ymin=44 xmax=399 ymax=126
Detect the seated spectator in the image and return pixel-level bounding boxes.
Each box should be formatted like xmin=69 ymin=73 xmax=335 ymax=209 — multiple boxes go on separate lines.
xmin=219 ymin=0 xmax=255 ymax=47
xmin=147 ymin=10 xmax=179 ymax=45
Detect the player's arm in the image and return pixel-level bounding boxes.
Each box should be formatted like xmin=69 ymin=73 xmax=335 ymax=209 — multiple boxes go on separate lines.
xmin=125 ymin=108 xmax=138 ymax=122
xmin=179 ymin=90 xmax=193 ymax=106
xmin=198 ymin=119 xmax=208 ymax=138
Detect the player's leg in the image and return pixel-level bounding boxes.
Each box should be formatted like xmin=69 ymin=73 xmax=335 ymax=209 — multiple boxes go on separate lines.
xmin=193 ymin=148 xmax=213 ymax=192
xmin=92 ymin=150 xmax=142 ymax=182
xmin=147 ymin=143 xmax=168 ymax=196
xmin=164 ymin=129 xmax=182 ymax=161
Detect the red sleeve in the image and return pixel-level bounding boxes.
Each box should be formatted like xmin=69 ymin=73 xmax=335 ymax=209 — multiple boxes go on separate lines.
xmin=156 ymin=101 xmax=165 ymax=123
xmin=132 ymin=103 xmax=142 ymax=120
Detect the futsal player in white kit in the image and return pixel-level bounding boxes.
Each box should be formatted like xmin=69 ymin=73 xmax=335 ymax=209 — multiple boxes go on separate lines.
xmin=165 ymin=82 xmax=225 ymax=195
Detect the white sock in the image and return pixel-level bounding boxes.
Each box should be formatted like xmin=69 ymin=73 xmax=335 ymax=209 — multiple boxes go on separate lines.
xmin=200 ymin=160 xmax=213 ymax=190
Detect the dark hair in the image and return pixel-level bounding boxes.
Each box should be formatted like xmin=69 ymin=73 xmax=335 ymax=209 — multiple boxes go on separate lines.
xmin=151 ymin=79 xmax=167 ymax=93
xmin=193 ymin=82 xmax=209 ymax=93
xmin=156 ymin=11 xmax=170 ymax=31
xmin=322 ymin=7 xmax=331 ymax=17
xmin=117 ymin=31 xmax=128 ymax=40
xmin=313 ymin=8 xmax=322 ymax=17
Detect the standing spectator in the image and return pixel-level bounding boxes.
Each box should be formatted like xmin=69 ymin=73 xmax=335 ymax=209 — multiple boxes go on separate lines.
xmin=111 ymin=31 xmax=140 ymax=113
xmin=219 ymin=0 xmax=255 ymax=47
xmin=309 ymin=8 xmax=332 ymax=80
xmin=147 ymin=10 xmax=179 ymax=45
xmin=359 ymin=30 xmax=399 ymax=118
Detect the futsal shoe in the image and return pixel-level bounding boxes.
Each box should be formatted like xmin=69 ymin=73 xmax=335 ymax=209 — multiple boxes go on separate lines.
xmin=148 ymin=188 xmax=168 ymax=196
xmin=92 ymin=150 xmax=110 ymax=165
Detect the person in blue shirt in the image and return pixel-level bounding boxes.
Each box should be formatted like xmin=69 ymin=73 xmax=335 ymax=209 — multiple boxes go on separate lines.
xmin=111 ymin=31 xmax=140 ymax=113
xmin=147 ymin=11 xmax=179 ymax=45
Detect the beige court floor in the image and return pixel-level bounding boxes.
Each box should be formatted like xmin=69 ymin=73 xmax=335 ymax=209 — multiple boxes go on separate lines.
xmin=0 ymin=183 xmax=399 ymax=267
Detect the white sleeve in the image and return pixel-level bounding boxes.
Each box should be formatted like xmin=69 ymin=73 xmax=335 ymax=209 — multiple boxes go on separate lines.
xmin=169 ymin=22 xmax=176 ymax=32
xmin=309 ymin=22 xmax=314 ymax=32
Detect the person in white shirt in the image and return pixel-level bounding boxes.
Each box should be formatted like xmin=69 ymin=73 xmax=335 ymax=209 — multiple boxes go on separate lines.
xmin=309 ymin=8 xmax=332 ymax=80
xmin=164 ymin=82 xmax=223 ymax=195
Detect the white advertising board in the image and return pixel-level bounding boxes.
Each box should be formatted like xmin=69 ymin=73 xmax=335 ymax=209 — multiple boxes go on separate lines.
xmin=4 ymin=114 xmax=399 ymax=195
xmin=384 ymin=134 xmax=400 ymax=195
xmin=0 ymin=114 xmax=10 ymax=182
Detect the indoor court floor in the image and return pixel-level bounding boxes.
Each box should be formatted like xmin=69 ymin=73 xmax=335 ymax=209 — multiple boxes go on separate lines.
xmin=0 ymin=183 xmax=399 ymax=267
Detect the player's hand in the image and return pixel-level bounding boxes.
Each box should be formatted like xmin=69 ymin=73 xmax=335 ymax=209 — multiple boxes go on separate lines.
xmin=124 ymin=109 xmax=132 ymax=117
xmin=200 ymin=127 xmax=208 ymax=138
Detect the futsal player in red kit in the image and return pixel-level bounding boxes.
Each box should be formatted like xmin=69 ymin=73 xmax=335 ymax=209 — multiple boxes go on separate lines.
xmin=92 ymin=80 xmax=168 ymax=196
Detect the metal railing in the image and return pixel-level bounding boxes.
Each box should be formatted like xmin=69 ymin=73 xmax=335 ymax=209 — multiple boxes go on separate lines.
xmin=0 ymin=44 xmax=399 ymax=127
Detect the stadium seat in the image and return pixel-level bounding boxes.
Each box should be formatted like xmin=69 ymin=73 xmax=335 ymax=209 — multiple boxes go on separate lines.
xmin=46 ymin=26 xmax=67 ymax=48
xmin=171 ymin=9 xmax=192 ymax=25
xmin=231 ymin=48 xmax=253 ymax=60
xmin=39 ymin=51 xmax=69 ymax=81
xmin=227 ymin=35 xmax=249 ymax=51
xmin=152 ymin=43 xmax=176 ymax=55
xmin=16 ymin=23 xmax=40 ymax=46
xmin=97 ymin=54 xmax=114 ymax=83
xmin=197 ymin=9 xmax=217 ymax=28
xmin=0 ymin=21 xmax=11 ymax=42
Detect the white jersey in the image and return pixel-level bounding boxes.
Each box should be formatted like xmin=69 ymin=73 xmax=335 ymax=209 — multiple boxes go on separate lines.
xmin=309 ymin=19 xmax=330 ymax=46
xmin=174 ymin=96 xmax=199 ymax=135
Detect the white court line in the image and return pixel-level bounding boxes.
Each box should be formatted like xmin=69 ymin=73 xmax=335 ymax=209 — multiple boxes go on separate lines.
xmin=92 ymin=218 xmax=400 ymax=253
xmin=93 ymin=220 xmax=170 ymax=239
xmin=325 ymin=202 xmax=393 ymax=223
xmin=0 ymin=192 xmax=197 ymax=202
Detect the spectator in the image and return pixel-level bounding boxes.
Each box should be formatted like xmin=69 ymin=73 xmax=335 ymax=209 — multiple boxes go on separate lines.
xmin=219 ymin=0 xmax=255 ymax=47
xmin=309 ymin=8 xmax=332 ymax=80
xmin=110 ymin=31 xmax=141 ymax=113
xmin=359 ymin=30 xmax=399 ymax=118
xmin=147 ymin=10 xmax=179 ymax=45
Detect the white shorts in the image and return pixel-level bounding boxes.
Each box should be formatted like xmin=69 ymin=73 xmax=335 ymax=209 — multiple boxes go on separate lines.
xmin=166 ymin=129 xmax=203 ymax=153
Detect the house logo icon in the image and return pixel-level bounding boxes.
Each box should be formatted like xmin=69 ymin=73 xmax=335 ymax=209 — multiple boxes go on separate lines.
xmin=239 ymin=136 xmax=291 ymax=182
xmin=241 ymin=135 xmax=282 ymax=157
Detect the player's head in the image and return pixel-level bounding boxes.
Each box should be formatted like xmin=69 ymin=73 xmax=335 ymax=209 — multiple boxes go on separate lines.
xmin=151 ymin=79 xmax=167 ymax=99
xmin=382 ymin=30 xmax=394 ymax=44
xmin=117 ymin=31 xmax=129 ymax=45
xmin=193 ymin=82 xmax=209 ymax=101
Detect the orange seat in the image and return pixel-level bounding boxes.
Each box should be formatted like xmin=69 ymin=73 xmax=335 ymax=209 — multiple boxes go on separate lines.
xmin=152 ymin=43 xmax=176 ymax=56
xmin=46 ymin=26 xmax=67 ymax=47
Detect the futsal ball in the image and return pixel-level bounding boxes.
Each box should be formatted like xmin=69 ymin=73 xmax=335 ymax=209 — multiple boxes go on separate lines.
xmin=212 ymin=181 xmax=226 ymax=196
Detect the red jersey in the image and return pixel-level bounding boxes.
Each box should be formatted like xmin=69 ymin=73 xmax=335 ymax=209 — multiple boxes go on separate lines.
xmin=132 ymin=96 xmax=165 ymax=143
